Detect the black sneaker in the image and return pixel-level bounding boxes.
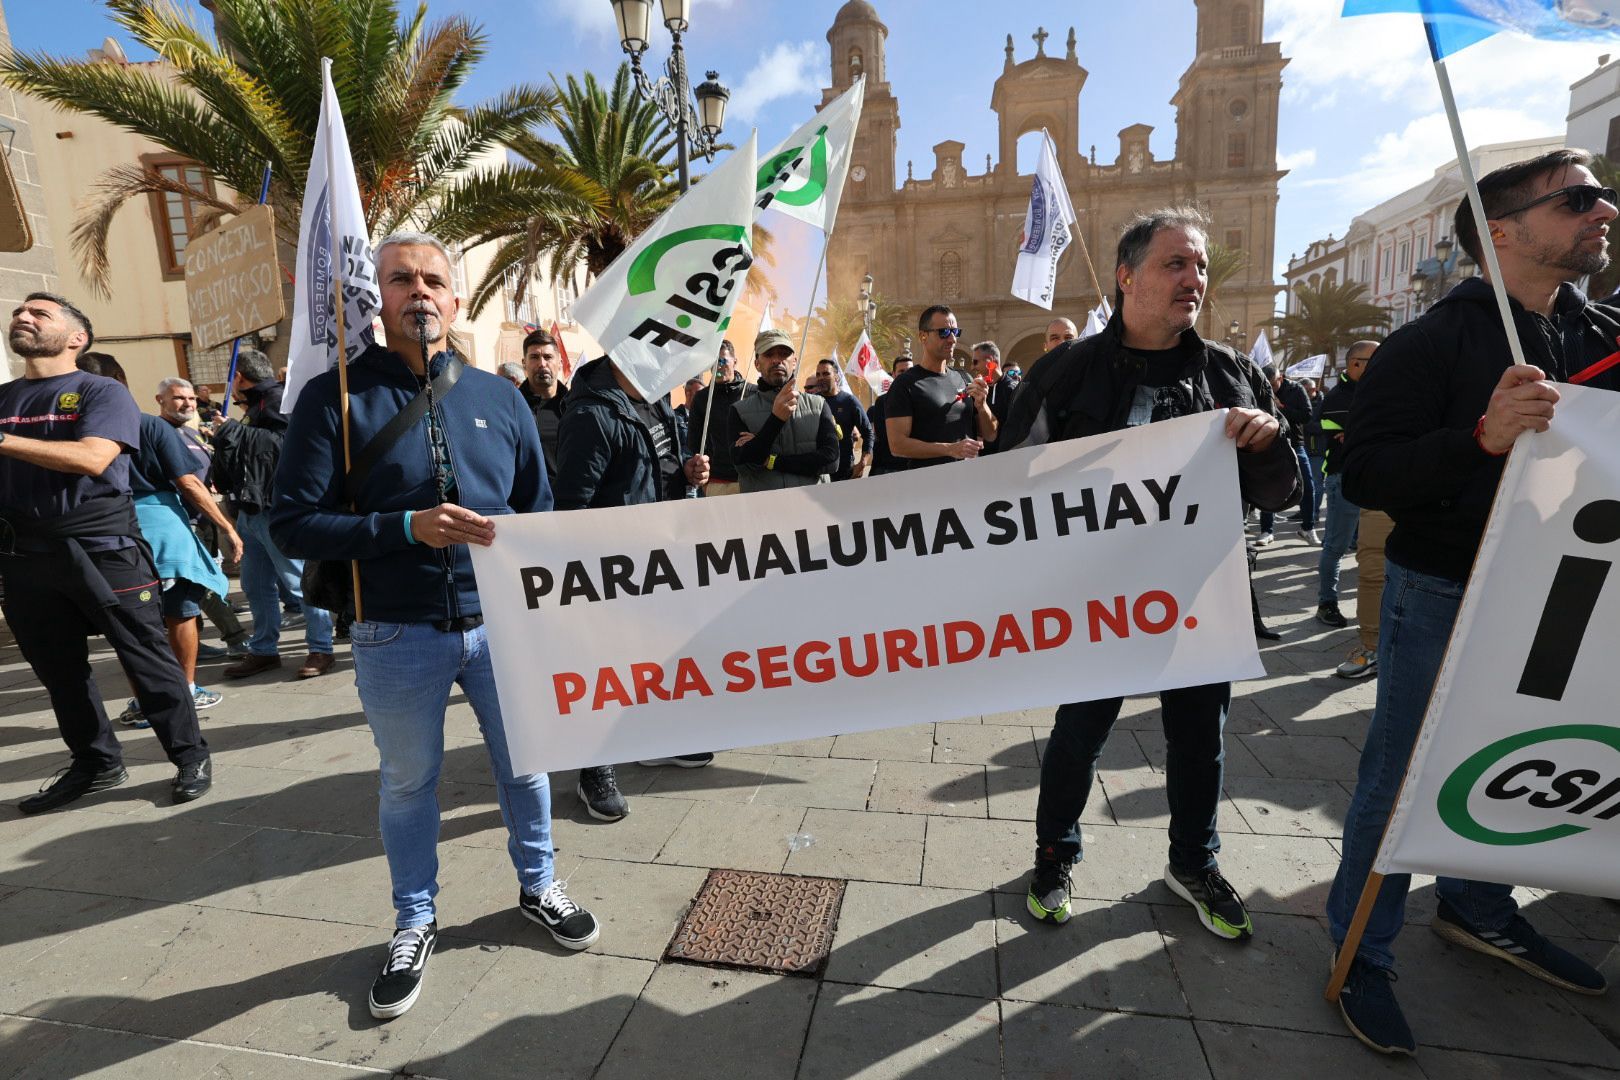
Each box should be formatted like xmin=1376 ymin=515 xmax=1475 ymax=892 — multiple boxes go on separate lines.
xmin=637 ymin=752 xmax=715 ymax=768
xmin=1164 ymin=864 xmax=1253 ymax=940
xmin=520 ymin=880 xmax=600 ymax=950
xmin=1316 ymin=602 xmax=1349 ymax=628
xmin=368 ymin=922 xmax=437 ymax=1020
xmin=18 ymin=763 xmax=128 ymax=815
xmin=576 ymin=766 xmax=628 ymax=822
xmin=1432 ymin=899 xmax=1608 ymax=995
xmin=172 ymin=756 xmax=212 ymax=804
xmin=1026 ymin=857 xmax=1073 ymax=924
xmin=1335 ymin=951 xmax=1416 ymax=1055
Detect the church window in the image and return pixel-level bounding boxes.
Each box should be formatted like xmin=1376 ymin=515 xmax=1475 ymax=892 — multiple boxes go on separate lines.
xmin=1225 ymin=228 xmax=1243 ymax=252
xmin=1226 ymin=133 xmax=1247 ymax=169
xmin=939 ymin=251 xmax=962 ymax=300
xmin=1228 ymin=98 xmax=1249 ymax=121
xmin=1230 ymin=5 xmax=1250 ymax=46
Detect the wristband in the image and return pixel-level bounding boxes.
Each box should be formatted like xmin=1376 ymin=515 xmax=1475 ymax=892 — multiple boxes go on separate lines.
xmin=766 ymin=454 xmax=778 ymax=471
xmin=404 ymin=510 xmax=419 ymax=544
xmin=1472 ymin=415 xmax=1508 ymax=457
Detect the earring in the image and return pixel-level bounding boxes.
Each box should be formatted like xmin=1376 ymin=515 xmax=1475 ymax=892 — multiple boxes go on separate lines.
xmin=1124 ymin=278 xmax=1132 ymax=285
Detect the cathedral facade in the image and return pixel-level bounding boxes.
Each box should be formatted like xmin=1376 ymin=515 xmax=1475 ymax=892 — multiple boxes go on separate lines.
xmin=822 ymin=0 xmax=1288 ymax=369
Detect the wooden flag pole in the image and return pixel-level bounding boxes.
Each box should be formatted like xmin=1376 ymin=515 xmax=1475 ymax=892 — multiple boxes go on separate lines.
xmin=322 ymin=87 xmax=364 ymax=623
xmin=1045 ymin=130 xmax=1105 ymax=308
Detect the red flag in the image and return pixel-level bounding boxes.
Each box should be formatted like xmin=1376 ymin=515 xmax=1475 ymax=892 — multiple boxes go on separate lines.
xmin=550 ymin=321 xmax=572 ymax=379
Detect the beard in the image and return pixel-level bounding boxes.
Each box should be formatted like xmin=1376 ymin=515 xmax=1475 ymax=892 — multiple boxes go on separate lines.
xmin=1553 ymin=241 xmax=1610 ymax=277
xmin=8 ymin=326 xmax=67 ymax=359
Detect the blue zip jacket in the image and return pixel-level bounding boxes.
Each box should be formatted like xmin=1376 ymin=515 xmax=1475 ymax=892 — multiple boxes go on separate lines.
xmin=270 ymin=342 xmax=551 ymax=622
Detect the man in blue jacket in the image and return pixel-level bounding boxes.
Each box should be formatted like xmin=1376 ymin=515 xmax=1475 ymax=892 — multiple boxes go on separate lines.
xmin=273 ymin=232 xmax=598 ymax=1022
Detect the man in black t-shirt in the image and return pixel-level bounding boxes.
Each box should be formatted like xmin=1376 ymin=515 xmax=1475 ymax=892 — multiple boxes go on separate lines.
xmin=884 ymin=305 xmax=996 ymax=467
xmin=0 ymin=293 xmax=211 ymax=812
xmin=866 ymin=356 xmax=912 ymax=476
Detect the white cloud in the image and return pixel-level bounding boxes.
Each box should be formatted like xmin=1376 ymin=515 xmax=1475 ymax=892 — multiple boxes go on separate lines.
xmin=726 ymin=40 xmax=821 ymax=125
xmin=1278 ymin=147 xmax=1317 ymax=172
xmin=540 ymin=0 xmax=735 ymax=40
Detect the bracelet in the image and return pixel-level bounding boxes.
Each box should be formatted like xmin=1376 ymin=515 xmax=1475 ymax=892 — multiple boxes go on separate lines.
xmin=403 ymin=510 xmax=418 ymax=544
xmin=1473 ymin=415 xmax=1508 ymax=457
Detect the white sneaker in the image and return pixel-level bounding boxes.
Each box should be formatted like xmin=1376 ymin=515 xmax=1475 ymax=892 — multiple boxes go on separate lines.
xmin=1256 ymin=531 xmax=1275 ymax=546
xmin=1298 ymin=527 xmax=1321 ymax=544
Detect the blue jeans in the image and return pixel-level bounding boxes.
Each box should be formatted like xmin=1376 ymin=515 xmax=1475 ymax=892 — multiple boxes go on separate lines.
xmin=351 ymin=620 xmax=553 ymax=928
xmin=1260 ymin=444 xmax=1316 ymax=533
xmin=237 ymin=510 xmax=332 ymax=656
xmin=1035 ymin=682 xmax=1229 ymax=873
xmin=1308 ymin=454 xmax=1327 ymax=521
xmin=1317 ymin=473 xmax=1360 ymax=605
xmin=1326 ymin=560 xmax=1516 ymax=970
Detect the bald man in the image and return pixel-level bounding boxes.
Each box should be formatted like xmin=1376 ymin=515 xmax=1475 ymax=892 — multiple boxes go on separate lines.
xmin=1044 ymin=318 xmax=1079 ymax=352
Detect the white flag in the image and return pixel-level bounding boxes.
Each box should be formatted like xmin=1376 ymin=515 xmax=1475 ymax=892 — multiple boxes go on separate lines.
xmin=845 ymin=330 xmax=888 ymax=396
xmin=1079 ymin=302 xmax=1109 ymax=341
xmin=756 ymin=78 xmax=865 ymax=234
xmin=1286 ymin=354 xmax=1327 ymax=380
xmin=572 ymin=132 xmax=759 ymax=403
xmin=1250 ymin=329 xmax=1273 ymax=368
xmin=1011 ymin=131 xmax=1078 ymax=310
xmin=758 ymin=302 xmax=774 ymax=333
xmin=284 ymin=57 xmax=379 ymax=414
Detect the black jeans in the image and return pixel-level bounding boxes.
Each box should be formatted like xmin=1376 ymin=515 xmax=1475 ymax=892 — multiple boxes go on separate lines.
xmin=1 ymin=546 xmax=208 ymax=771
xmin=1034 ymin=681 xmax=1229 ymax=874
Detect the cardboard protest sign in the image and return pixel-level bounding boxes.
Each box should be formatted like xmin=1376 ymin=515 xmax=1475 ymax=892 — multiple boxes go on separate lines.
xmin=472 ymin=412 xmax=1263 ymax=776
xmin=184 ymin=203 xmax=284 ymax=351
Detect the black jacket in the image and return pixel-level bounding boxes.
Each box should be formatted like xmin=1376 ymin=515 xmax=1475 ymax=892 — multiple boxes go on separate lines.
xmin=1343 ymin=277 xmax=1620 ymax=583
xmin=211 ymin=380 xmax=288 ymax=514
xmin=553 ymin=356 xmax=688 ymax=509
xmin=520 ymin=384 xmax=568 ymax=488
xmin=1316 ymin=377 xmax=1356 ymax=476
xmin=1000 ymin=309 xmax=1300 ymax=511
xmin=1273 ymin=377 xmax=1312 ymax=449
xmin=687 ymin=373 xmax=747 ymax=480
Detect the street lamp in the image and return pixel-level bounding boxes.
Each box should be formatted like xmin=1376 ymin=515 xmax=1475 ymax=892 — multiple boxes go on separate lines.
xmin=860 ymin=273 xmax=876 ymax=336
xmin=609 ymin=0 xmax=729 ymax=192
xmin=1227 ymin=318 xmax=1243 ymax=349
xmin=1410 ymin=234 xmax=1463 ymax=313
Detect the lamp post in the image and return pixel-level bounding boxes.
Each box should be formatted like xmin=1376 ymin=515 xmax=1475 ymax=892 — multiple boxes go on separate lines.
xmin=1226 ymin=318 xmax=1244 ymax=350
xmin=610 ymin=0 xmax=730 ymax=193
xmin=1409 ymin=234 xmax=1469 ymax=315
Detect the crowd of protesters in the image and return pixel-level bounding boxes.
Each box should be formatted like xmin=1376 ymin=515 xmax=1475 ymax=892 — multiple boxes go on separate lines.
xmin=0 ymin=148 xmax=1613 ymax=1046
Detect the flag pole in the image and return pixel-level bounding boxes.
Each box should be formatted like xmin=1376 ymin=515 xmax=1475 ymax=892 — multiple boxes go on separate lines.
xmin=798 ymin=231 xmax=832 ymax=363
xmin=220 ymin=161 xmax=274 ymax=420
xmin=1046 ymin=129 xmax=1104 ymax=307
xmin=1429 ymin=52 xmax=1529 ymax=369
xmin=322 ymin=60 xmax=364 ymax=622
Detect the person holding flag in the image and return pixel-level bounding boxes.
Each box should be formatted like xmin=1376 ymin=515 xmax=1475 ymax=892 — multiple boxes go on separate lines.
xmin=729 ymin=329 xmax=838 ymax=492
xmin=1324 ymin=148 xmax=1616 ymax=1056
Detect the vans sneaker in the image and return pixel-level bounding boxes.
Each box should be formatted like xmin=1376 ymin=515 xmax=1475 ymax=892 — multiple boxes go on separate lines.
xmin=520 ymin=880 xmax=600 ymax=950
xmin=368 ymin=922 xmax=437 ymax=1020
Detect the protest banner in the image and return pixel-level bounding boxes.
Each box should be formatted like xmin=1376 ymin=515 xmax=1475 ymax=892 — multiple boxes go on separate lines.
xmin=472 ymin=412 xmax=1264 ymax=777
xmin=1285 ymin=354 xmax=1326 ymax=380
xmin=1370 ymin=384 xmax=1620 ymax=898
xmin=184 ymin=204 xmax=284 ymax=351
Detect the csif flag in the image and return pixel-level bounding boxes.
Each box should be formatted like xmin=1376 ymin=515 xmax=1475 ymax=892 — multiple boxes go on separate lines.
xmin=572 ymin=132 xmax=758 ymax=403
xmin=284 ymin=57 xmax=379 ymax=414
xmin=755 ymin=77 xmax=865 ymax=234
xmin=1011 ymin=130 xmax=1078 ymax=310
xmin=845 ymin=330 xmax=888 ymax=395
xmin=1343 ymin=0 xmax=1620 ymax=60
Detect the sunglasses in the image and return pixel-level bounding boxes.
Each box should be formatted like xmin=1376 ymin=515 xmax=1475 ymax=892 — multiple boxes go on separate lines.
xmin=927 ymin=327 xmax=963 ymax=339
xmin=1499 ymin=184 xmax=1618 ymax=218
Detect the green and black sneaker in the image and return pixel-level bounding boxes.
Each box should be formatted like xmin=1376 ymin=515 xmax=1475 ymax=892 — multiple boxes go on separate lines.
xmin=1027 ymin=858 xmax=1073 ymax=925
xmin=1164 ymin=864 xmax=1253 ymax=941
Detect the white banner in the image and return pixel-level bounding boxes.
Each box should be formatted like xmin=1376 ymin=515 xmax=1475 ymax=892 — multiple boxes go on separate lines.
xmin=755 ymin=77 xmax=864 ymax=234
xmin=1011 ymin=131 xmax=1077 ymax=310
xmin=1286 ymin=354 xmax=1326 ymax=380
xmin=284 ymin=57 xmax=378 ymax=414
xmin=1250 ymin=329 xmax=1273 ymax=369
xmin=572 ymin=132 xmax=758 ymax=404
xmin=472 ymin=413 xmax=1264 ymax=776
xmin=1079 ymin=301 xmax=1110 ymax=341
xmin=1374 ymin=384 xmax=1620 ymax=898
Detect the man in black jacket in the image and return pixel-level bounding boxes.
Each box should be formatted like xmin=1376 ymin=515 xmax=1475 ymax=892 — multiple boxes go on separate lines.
xmin=517 ymin=328 xmax=568 ymax=484
xmin=553 ymin=354 xmax=711 ymax=820
xmin=1006 ymin=208 xmax=1296 ymax=945
xmin=1256 ymin=364 xmax=1317 ymax=543
xmin=687 ymin=340 xmax=746 ymax=496
xmin=1313 ymin=344 xmax=1375 ymax=629
xmin=1326 ymin=148 xmax=1614 ymax=1056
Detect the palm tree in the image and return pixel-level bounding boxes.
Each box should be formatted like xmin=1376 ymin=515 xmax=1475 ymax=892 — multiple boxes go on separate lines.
xmin=1 ymin=0 xmax=562 ymax=297
xmin=1267 ymin=280 xmax=1391 ymax=370
xmin=806 ymin=294 xmax=911 ymax=364
xmin=1198 ymin=240 xmax=1249 ymax=339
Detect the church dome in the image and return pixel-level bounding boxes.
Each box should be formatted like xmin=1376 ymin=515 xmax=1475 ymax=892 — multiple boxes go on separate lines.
xmin=833 ymin=0 xmax=881 ymax=24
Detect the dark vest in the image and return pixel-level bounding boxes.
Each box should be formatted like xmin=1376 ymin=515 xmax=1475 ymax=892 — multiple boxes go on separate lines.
xmin=733 ymin=384 xmax=829 ymax=492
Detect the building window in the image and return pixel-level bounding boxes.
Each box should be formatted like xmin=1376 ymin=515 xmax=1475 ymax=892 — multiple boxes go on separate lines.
xmin=1226 ymin=133 xmax=1247 ymax=169
xmin=1224 ymin=228 xmax=1243 ymax=251
xmin=1398 ymin=240 xmax=1410 ymax=276
xmin=142 ymin=154 xmax=215 ymax=279
xmin=849 ymin=48 xmax=863 ymax=78
xmin=556 ymin=276 xmax=578 ymax=327
xmin=448 ymin=242 xmax=469 ymax=299
xmin=181 ymin=335 xmax=237 ymax=386
xmin=1229 ymin=4 xmax=1250 ymax=46
xmin=938 ymin=251 xmax=962 ymax=300
xmin=1608 ymin=116 xmax=1620 ymax=163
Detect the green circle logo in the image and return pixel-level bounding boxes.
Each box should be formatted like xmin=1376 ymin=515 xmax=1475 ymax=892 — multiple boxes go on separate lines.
xmin=1438 ymin=724 xmax=1620 ymax=846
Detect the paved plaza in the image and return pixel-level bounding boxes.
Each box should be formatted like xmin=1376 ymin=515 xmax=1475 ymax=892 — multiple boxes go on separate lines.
xmin=0 ymin=540 xmax=1615 ymax=1079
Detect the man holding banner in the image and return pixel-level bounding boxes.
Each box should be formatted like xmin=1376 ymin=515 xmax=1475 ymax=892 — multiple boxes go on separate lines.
xmin=1005 ymin=208 xmax=1298 ymax=940
xmin=1325 ymin=149 xmax=1617 ymax=1056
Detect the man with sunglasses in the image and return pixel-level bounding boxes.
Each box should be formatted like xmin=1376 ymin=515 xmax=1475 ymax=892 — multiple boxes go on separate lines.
xmin=883 ymin=305 xmax=995 ymax=467
xmin=1326 ymin=149 xmax=1616 ymax=1057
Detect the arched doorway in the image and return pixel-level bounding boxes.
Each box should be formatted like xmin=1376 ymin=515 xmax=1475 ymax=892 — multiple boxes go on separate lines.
xmin=1004 ymin=332 xmax=1048 ymax=372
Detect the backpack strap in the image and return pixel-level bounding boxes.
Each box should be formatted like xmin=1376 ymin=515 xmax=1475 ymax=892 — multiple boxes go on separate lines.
xmin=342 ymin=356 xmax=464 ymax=506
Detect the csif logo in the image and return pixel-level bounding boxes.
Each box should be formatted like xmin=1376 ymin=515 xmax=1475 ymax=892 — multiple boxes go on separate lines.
xmin=756 ymin=126 xmax=830 ymax=211
xmin=626 ymin=225 xmax=753 ymax=351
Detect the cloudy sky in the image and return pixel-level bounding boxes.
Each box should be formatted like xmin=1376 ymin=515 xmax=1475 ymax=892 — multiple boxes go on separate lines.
xmin=10 ymin=0 xmax=1610 ymax=309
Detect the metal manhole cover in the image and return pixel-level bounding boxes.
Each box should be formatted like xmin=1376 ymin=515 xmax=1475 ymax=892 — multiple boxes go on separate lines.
xmin=665 ymin=868 xmax=846 ymax=976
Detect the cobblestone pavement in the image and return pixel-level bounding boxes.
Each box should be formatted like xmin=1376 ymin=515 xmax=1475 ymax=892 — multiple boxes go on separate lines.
xmin=0 ymin=538 xmax=1615 ymax=1079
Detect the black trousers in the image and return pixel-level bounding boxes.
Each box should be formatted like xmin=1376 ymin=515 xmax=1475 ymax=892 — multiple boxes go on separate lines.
xmin=0 ymin=546 xmax=208 ymax=771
